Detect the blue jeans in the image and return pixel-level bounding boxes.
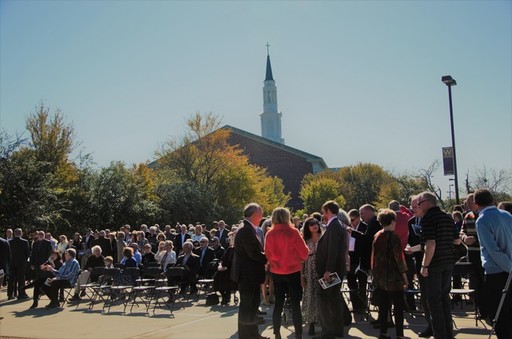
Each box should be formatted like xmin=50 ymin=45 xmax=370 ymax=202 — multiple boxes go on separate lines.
xmin=427 ymin=267 xmax=453 ymax=339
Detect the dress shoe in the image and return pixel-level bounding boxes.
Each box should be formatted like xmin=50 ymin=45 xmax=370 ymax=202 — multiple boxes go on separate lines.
xmin=29 ymin=301 xmax=38 ymax=309
xmin=69 ymin=294 xmax=81 ymax=302
xmin=18 ymin=294 xmax=30 ymax=300
xmin=418 ymin=328 xmax=433 ymax=338
xmin=8 ymin=296 xmax=14 ymax=300
xmin=45 ymin=301 xmax=59 ymax=309
xmin=80 ymin=290 xmax=87 ymax=297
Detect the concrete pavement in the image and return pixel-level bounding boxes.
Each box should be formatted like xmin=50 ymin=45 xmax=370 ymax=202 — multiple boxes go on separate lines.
xmin=0 ymin=288 xmax=490 ymax=338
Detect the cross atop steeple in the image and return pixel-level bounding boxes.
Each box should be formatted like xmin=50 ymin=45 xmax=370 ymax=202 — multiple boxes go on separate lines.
xmin=266 ymin=42 xmax=270 ymax=56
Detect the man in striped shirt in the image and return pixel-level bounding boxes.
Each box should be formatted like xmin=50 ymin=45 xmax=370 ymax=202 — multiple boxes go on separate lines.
xmin=41 ymin=248 xmax=80 ymax=309
xmin=417 ymin=191 xmax=456 ymax=339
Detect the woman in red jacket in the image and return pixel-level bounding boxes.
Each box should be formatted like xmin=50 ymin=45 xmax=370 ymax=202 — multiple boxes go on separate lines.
xmin=265 ymin=207 xmax=309 ymax=339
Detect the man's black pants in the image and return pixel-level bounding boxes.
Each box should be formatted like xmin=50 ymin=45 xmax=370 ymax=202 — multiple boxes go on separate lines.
xmin=238 ymin=281 xmax=261 ymax=339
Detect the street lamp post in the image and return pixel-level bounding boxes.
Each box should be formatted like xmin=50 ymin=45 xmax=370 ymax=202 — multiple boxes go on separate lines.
xmin=442 ymin=75 xmax=460 ymax=205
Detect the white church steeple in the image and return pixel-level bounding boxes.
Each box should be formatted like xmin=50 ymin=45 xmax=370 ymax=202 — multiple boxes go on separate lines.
xmin=260 ymin=43 xmax=284 ymax=144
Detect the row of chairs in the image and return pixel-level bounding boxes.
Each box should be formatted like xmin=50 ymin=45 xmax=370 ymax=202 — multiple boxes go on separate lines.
xmin=72 ymin=266 xmax=187 ymax=316
xmin=340 ymin=260 xmax=479 ymax=325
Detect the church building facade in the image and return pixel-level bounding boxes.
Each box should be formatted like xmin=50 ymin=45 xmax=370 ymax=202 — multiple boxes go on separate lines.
xmin=223 ymin=48 xmax=328 ymax=209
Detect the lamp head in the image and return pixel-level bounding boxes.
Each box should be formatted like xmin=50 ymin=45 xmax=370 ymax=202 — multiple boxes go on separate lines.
xmin=442 ymin=75 xmax=457 ymax=86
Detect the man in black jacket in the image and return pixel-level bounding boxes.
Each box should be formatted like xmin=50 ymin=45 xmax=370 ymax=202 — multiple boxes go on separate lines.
xmin=194 ymin=237 xmax=216 ymax=278
xmin=232 ymin=203 xmax=268 ymax=339
xmin=8 ymin=228 xmax=31 ymax=300
xmin=0 ymin=236 xmax=11 ymax=297
xmin=315 ymin=201 xmax=348 ymax=339
xmin=30 ymin=231 xmax=53 ymax=281
xmin=92 ymin=230 xmax=112 ymax=257
xmin=174 ymin=224 xmax=191 ymax=255
xmin=216 ymin=220 xmax=229 ymax=249
xmin=176 ymin=241 xmax=200 ymax=294
xmin=347 ymin=209 xmax=369 ymax=312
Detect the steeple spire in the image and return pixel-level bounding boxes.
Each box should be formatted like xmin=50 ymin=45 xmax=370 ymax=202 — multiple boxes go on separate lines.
xmin=261 ymin=43 xmax=284 ymax=144
xmin=265 ymin=42 xmax=274 ymax=81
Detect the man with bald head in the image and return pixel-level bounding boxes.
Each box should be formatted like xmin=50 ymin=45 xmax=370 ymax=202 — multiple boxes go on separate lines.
xmin=232 ymin=203 xmax=268 ymax=339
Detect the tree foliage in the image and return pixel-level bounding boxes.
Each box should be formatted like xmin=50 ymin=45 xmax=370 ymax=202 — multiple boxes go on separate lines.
xmin=155 ymin=112 xmax=289 ymax=221
xmin=336 ymin=163 xmax=393 ymax=209
xmin=300 ymin=175 xmax=345 ymax=214
xmin=4 ymin=103 xmax=509 ymax=237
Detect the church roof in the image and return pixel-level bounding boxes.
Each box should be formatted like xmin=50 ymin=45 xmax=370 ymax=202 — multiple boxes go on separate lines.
xmin=222 ymin=125 xmax=328 ymax=170
xmin=265 ymin=55 xmax=274 ymax=81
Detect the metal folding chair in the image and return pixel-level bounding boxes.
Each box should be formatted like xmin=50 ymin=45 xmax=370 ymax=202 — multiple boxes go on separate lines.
xmin=88 ymin=268 xmax=121 ymax=311
xmin=488 ymin=270 xmax=512 ymax=339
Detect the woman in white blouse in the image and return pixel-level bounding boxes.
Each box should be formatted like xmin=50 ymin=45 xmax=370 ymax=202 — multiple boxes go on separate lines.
xmin=159 ymin=240 xmax=176 ymax=272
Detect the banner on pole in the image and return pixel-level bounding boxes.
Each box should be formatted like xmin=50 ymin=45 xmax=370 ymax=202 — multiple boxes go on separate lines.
xmin=442 ymin=147 xmax=454 ymax=176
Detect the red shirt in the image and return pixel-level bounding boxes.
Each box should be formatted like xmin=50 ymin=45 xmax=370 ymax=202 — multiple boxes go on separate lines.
xmin=264 ymin=223 xmax=309 ymax=275
xmin=395 ymin=206 xmax=413 ymax=250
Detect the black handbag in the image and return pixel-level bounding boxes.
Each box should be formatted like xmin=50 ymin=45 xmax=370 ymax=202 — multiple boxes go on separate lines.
xmin=205 ymin=292 xmax=219 ymax=306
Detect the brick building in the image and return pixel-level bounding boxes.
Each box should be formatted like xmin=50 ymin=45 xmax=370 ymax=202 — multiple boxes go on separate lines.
xmin=223 ymin=125 xmax=327 ymax=210
xmin=152 ymin=48 xmax=328 ymax=210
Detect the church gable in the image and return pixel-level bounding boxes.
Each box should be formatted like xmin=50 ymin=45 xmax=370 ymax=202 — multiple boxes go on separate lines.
xmin=224 ymin=125 xmax=327 ymax=210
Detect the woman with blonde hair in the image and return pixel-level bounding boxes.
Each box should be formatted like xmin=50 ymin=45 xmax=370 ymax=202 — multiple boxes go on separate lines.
xmin=265 ymin=207 xmax=309 ymax=339
xmin=57 ymin=235 xmax=68 ymax=255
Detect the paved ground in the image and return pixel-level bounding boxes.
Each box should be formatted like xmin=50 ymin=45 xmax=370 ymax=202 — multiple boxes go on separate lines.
xmin=0 ymin=287 xmax=491 ymax=338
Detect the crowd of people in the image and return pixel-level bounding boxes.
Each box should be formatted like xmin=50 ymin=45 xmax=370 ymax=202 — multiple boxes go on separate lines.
xmin=1 ymin=188 xmax=511 ymax=339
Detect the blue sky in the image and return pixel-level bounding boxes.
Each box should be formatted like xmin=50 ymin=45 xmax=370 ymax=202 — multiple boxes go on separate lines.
xmin=1 ymin=1 xmax=511 ymax=198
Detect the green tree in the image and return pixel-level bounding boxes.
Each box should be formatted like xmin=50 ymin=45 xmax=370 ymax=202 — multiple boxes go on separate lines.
xmin=377 ymin=172 xmax=428 ymax=207
xmin=26 ymin=102 xmax=76 ymax=181
xmin=336 ymin=163 xmax=392 ymax=209
xmin=155 ymin=112 xmax=289 ymax=223
xmin=299 ymin=175 xmax=345 ymax=214
xmin=156 ymin=181 xmax=218 ymax=224
xmin=89 ymin=162 xmax=160 ymax=229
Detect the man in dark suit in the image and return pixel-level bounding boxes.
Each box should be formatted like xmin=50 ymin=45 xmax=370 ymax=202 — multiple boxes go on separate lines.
xmin=359 ymin=204 xmax=382 ymax=269
xmin=347 ymin=209 xmax=369 ymax=312
xmin=211 ymin=236 xmax=225 ymax=260
xmin=174 ymin=224 xmax=191 ymax=255
xmin=231 ymin=203 xmax=268 ymax=339
xmin=315 ymin=200 xmax=348 ymax=339
xmin=0 ymin=236 xmax=11 ymax=296
xmin=30 ymin=231 xmax=53 ymax=282
xmin=194 ymin=237 xmax=216 ymax=278
xmin=175 ymin=241 xmax=200 ymax=294
xmin=8 ymin=228 xmax=31 ymax=300
xmin=82 ymin=229 xmax=94 ymax=249
xmin=217 ymin=220 xmax=229 ymax=249
xmin=92 ymin=230 xmax=112 ymax=257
